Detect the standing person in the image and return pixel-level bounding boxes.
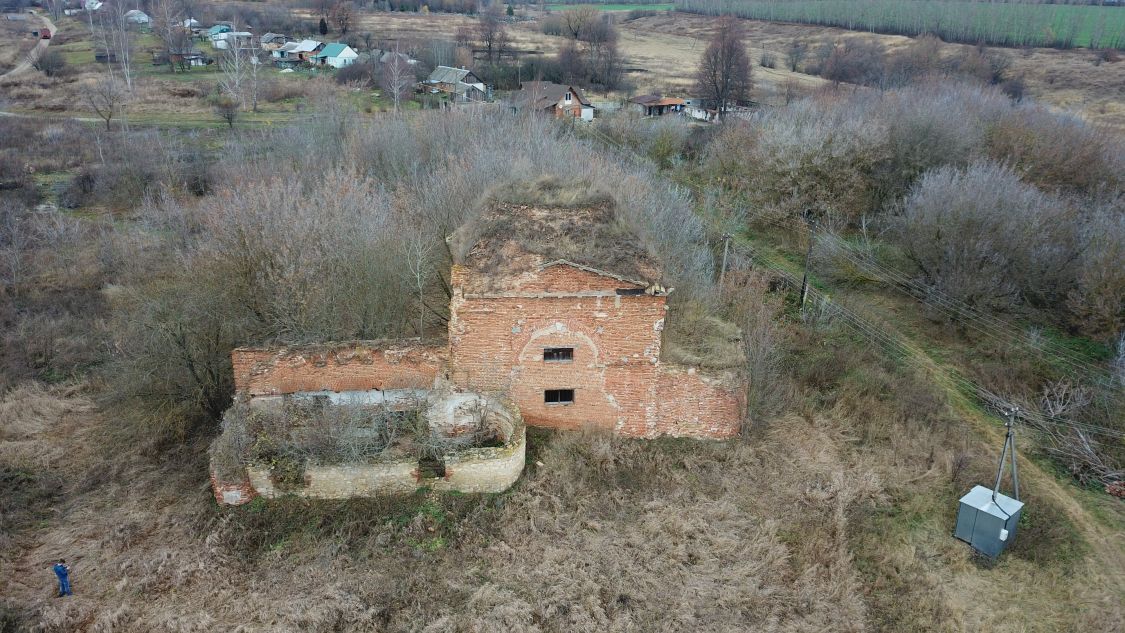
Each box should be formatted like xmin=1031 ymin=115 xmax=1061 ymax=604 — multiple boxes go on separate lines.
xmin=52 ymin=559 xmax=72 ymax=597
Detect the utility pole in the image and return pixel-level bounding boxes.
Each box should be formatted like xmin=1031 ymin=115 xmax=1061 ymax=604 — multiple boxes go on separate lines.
xmin=993 ymin=406 xmax=1020 ymax=504
xmin=718 ymin=232 xmax=732 ymax=289
xmin=799 ymin=210 xmax=815 ymax=312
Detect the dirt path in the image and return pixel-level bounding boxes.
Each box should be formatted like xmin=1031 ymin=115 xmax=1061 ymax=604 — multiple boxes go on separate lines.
xmin=747 ymin=247 xmax=1125 ymax=587
xmin=2 ymin=11 xmax=55 ymax=78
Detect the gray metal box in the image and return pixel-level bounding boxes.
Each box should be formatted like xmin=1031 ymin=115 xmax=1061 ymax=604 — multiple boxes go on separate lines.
xmin=955 ymin=485 xmax=1024 ymax=557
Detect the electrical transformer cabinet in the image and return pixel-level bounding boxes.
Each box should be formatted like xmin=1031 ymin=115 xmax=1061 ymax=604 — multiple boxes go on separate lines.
xmin=955 ymin=485 xmax=1024 ymax=558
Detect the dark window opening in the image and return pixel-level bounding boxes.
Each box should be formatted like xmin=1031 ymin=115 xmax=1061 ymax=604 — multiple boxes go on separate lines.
xmin=545 ymin=389 xmax=575 ymax=405
xmin=543 ymin=347 xmax=574 ymax=362
xmin=418 ymin=456 xmax=446 ymax=479
xmin=616 ymin=288 xmax=646 ymax=296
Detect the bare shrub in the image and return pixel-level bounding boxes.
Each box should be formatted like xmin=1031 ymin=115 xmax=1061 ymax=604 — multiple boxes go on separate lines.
xmin=705 ymin=95 xmax=888 ymax=228
xmin=889 ymin=161 xmax=1079 ymax=314
xmin=31 ymin=49 xmax=67 ymax=77
xmin=986 ymin=106 xmax=1125 ymax=193
xmin=1066 ymin=198 xmax=1125 ymax=339
xmin=722 ymin=265 xmax=792 ymax=422
xmin=260 ymin=79 xmax=306 ymax=102
xmin=334 ymin=59 xmax=377 ymax=86
xmin=817 ymin=37 xmax=887 ymax=86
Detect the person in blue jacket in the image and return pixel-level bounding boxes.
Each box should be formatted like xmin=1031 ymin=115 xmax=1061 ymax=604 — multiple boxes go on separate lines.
xmin=52 ymin=559 xmax=72 ymax=597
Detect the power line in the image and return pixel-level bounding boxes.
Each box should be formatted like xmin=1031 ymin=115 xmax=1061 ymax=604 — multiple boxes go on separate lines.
xmin=581 ymin=122 xmax=1122 ymax=441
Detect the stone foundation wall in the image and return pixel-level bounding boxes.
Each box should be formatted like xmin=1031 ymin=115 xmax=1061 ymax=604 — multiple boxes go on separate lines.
xmin=224 ymin=426 xmax=526 ymax=503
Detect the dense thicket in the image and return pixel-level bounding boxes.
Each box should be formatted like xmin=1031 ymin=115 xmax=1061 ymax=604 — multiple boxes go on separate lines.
xmin=98 ymin=107 xmax=715 ymax=435
xmin=675 ymin=0 xmax=1125 ymax=49
xmin=698 ymin=83 xmax=1124 ymax=341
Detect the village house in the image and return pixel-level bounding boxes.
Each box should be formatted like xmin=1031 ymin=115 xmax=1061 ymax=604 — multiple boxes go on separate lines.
xmin=423 ymin=66 xmax=487 ymax=103
xmin=510 ymin=81 xmax=595 ymax=121
xmin=372 ymin=49 xmax=418 ymax=66
xmin=207 ymin=23 xmax=232 ymax=46
xmin=314 ymin=42 xmax=359 ymax=68
xmin=213 ymin=31 xmax=253 ymax=51
xmin=629 ymin=94 xmax=686 ymax=117
xmin=259 ymin=32 xmax=288 ymax=51
xmin=683 ymin=98 xmax=719 ymax=122
xmin=291 ymin=39 xmax=324 ymax=62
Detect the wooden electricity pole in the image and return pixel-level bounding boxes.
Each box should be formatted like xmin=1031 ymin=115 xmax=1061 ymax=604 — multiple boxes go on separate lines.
xmin=799 ymin=211 xmax=815 ymax=312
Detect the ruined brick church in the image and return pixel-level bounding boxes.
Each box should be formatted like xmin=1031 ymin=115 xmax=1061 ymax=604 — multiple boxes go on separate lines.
xmin=232 ymin=202 xmax=744 ymax=440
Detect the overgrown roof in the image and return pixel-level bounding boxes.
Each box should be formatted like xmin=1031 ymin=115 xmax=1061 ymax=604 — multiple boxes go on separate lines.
xmin=451 ymin=180 xmax=661 ymax=288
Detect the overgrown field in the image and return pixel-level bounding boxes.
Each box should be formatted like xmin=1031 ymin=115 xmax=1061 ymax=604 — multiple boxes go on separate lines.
xmin=675 ymin=0 xmax=1125 ymax=49
xmin=1 ymin=78 xmax=1123 ymax=631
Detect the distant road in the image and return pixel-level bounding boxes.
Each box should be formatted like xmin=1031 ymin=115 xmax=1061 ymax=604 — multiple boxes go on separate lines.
xmin=2 ymin=11 xmax=56 ymax=78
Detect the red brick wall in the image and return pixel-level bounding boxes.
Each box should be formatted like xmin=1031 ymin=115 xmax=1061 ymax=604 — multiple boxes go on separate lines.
xmin=232 ymin=341 xmax=446 ymax=396
xmin=655 ymin=367 xmax=744 ymax=439
xmin=449 ymin=262 xmax=743 ymax=438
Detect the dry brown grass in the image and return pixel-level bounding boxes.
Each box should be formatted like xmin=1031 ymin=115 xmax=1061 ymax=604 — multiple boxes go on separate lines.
xmin=2 ymin=315 xmax=1122 ymax=632
xmin=625 ymin=13 xmax=1125 ymax=131
xmin=358 ymin=10 xmax=1124 ymax=128
xmin=0 ymin=15 xmax=43 ymax=74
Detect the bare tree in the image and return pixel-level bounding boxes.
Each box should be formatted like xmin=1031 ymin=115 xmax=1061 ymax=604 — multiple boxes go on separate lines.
xmin=83 ymin=76 xmax=126 ymax=131
xmin=695 ymin=16 xmax=752 ymax=115
xmin=0 ymin=202 xmax=30 ymax=291
xmin=151 ymin=0 xmax=187 ymax=73
xmin=381 ymin=47 xmax=414 ymax=113
xmin=477 ymin=4 xmax=508 ymax=63
xmin=785 ymin=39 xmax=807 ymax=72
xmin=213 ymin=95 xmax=240 ymax=128
xmin=98 ymin=1 xmax=136 ymax=91
xmin=330 ymin=1 xmax=353 ymax=35
xmin=399 ymin=227 xmax=435 ymax=336
xmin=562 ymin=6 xmax=596 ymax=40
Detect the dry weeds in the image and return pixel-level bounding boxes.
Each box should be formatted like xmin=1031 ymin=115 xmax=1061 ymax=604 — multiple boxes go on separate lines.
xmin=2 ymin=345 xmax=1121 ymax=633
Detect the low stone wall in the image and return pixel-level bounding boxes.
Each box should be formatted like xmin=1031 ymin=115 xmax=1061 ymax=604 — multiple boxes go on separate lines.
xmin=221 ymin=426 xmax=526 ymax=503
xmin=247 ymin=461 xmax=419 ymax=499
xmin=434 ymin=427 xmax=526 ymax=493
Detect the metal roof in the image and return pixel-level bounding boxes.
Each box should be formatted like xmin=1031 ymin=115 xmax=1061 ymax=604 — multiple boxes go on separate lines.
xmin=959 ymin=485 xmax=1024 ymax=519
xmin=315 ymin=43 xmax=354 ymax=58
xmin=428 ymin=65 xmax=474 ymax=84
xmin=292 ymin=39 xmax=323 ymax=53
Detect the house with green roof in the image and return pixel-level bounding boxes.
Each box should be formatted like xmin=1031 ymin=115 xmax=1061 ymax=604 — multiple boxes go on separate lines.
xmin=314 ymin=43 xmax=358 ymax=69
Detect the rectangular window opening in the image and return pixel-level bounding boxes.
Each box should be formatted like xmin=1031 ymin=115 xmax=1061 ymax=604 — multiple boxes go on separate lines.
xmin=543 ymin=347 xmax=574 ymax=362
xmin=545 ymin=389 xmax=575 ymax=405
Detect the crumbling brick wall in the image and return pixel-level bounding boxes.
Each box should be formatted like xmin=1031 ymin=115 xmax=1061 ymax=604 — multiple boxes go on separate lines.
xmin=232 ymin=340 xmax=446 ymax=396
xmin=448 ymin=263 xmax=743 ymax=439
